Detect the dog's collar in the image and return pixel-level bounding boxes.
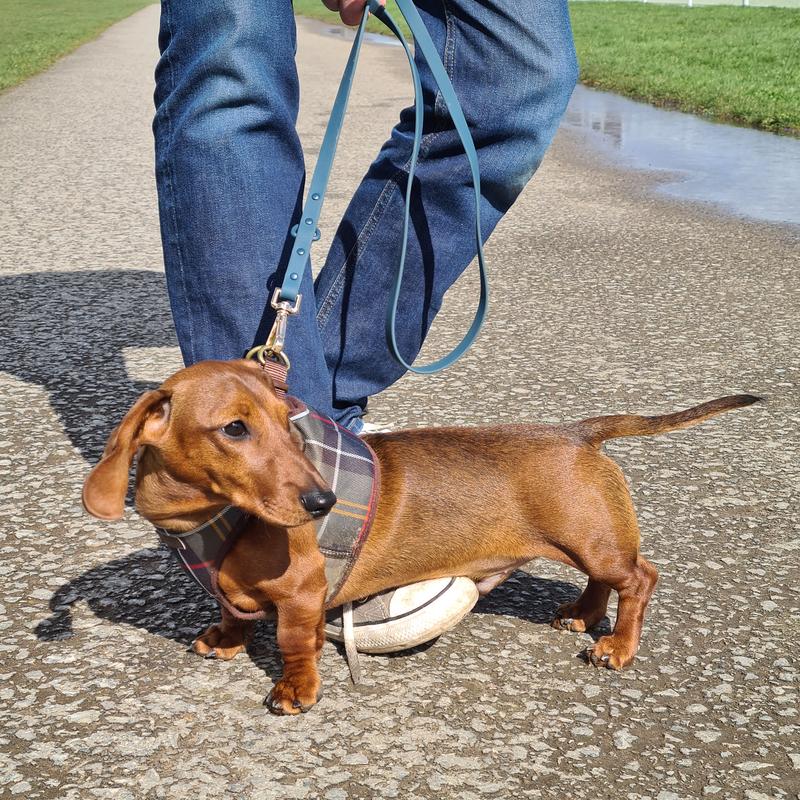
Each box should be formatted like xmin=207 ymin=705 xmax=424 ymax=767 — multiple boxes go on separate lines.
xmin=156 ymin=399 xmax=380 ymax=618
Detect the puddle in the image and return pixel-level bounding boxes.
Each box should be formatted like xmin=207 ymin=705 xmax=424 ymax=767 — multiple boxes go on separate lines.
xmin=563 ymin=84 xmax=800 ymax=227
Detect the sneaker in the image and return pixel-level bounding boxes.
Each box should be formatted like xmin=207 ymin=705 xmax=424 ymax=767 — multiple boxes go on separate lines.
xmin=325 ymin=577 xmax=479 ymax=654
xmin=359 ymin=420 xmax=394 ymax=435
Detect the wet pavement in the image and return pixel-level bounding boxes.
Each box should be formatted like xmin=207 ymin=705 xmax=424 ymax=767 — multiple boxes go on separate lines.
xmin=1 ymin=6 xmax=799 ymax=800
xmin=563 ymin=85 xmax=800 ymax=227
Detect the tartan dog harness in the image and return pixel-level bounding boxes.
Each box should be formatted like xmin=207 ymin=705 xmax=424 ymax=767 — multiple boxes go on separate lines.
xmin=156 ymin=400 xmax=380 ymax=619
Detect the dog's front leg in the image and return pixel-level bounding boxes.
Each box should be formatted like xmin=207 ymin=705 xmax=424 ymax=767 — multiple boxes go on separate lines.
xmin=264 ymin=591 xmax=325 ymax=715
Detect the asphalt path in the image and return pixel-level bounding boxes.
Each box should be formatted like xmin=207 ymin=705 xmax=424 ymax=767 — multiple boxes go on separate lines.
xmin=0 ymin=6 xmax=798 ymax=799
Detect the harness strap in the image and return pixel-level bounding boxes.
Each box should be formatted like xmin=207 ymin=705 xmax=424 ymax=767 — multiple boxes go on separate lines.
xmin=259 ymin=357 xmax=288 ymax=399
xmin=277 ymin=0 xmax=488 ymax=374
xmin=157 ymin=530 xmax=185 ymax=550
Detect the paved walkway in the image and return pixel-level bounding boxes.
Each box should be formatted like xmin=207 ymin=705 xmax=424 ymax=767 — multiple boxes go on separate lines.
xmin=1 ymin=6 xmax=798 ymax=799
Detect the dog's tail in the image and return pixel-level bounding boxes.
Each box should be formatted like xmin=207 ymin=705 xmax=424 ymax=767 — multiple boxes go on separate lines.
xmin=575 ymin=395 xmax=761 ymax=447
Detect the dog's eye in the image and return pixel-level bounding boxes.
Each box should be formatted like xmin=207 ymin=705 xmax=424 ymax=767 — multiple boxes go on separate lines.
xmin=221 ymin=420 xmax=248 ymax=439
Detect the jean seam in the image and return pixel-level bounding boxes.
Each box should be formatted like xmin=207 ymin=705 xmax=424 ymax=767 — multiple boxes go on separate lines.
xmin=161 ymin=1 xmax=196 ymax=364
xmin=426 ymin=0 xmax=456 ymax=155
xmin=315 ymin=3 xmax=459 ymax=328
xmin=315 ymin=165 xmax=405 ymax=328
xmin=444 ymin=0 xmax=456 ymax=80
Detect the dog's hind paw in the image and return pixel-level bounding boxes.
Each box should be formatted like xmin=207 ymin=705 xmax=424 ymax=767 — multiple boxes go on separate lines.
xmin=552 ymin=615 xmax=580 ymax=632
xmin=552 ymin=598 xmax=608 ymax=634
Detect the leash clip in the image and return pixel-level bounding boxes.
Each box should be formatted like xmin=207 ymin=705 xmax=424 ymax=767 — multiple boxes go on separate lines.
xmin=266 ymin=287 xmax=301 ymax=355
xmin=246 ymin=288 xmax=302 ymax=369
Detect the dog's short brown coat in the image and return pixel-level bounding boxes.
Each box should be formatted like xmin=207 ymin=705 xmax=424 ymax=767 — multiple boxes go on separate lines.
xmin=82 ymin=359 xmax=757 ymax=714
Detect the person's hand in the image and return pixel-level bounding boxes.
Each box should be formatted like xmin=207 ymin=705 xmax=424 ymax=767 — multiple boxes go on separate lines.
xmin=321 ymin=0 xmax=384 ymax=26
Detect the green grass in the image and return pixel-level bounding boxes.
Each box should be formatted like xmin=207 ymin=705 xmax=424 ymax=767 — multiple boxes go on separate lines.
xmin=3 ymin=0 xmax=797 ymax=136
xmin=294 ymin=0 xmax=800 ymax=136
xmin=569 ymin=3 xmax=800 ymax=136
xmin=0 ymin=0 xmax=151 ymax=93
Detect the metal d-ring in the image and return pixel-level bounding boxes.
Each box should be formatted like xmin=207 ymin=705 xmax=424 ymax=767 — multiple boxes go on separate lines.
xmin=245 ymin=344 xmax=291 ymax=370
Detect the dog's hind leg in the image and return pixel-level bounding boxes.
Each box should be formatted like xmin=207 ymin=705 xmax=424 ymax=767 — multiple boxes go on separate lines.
xmin=545 ymin=453 xmax=659 ymax=669
xmin=583 ymin=556 xmax=658 ymax=670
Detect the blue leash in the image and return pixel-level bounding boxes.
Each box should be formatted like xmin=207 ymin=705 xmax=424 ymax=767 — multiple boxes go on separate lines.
xmin=271 ymin=0 xmax=488 ymax=374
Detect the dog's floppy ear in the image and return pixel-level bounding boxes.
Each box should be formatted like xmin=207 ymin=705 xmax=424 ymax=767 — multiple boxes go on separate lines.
xmin=82 ymin=389 xmax=171 ymax=520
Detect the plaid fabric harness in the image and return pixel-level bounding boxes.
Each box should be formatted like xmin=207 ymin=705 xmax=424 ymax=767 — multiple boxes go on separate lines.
xmin=156 ymin=400 xmax=380 ymax=619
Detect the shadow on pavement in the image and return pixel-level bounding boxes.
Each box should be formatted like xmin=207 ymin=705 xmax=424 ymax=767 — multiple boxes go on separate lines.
xmin=34 ymin=546 xmax=284 ymax=682
xmin=34 ymin=547 xmax=217 ymax=645
xmin=473 ymin=570 xmax=611 ymax=640
xmin=0 ymin=269 xmax=177 ymax=463
xmin=35 ymin=555 xmax=602 ymax=679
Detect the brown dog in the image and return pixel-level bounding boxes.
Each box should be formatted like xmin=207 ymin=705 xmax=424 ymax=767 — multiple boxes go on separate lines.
xmin=82 ymin=359 xmax=758 ymax=714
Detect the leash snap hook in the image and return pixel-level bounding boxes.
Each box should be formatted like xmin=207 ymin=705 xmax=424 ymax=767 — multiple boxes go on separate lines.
xmin=246 ymin=288 xmax=302 ymax=368
xmin=266 ymin=287 xmax=302 ymax=356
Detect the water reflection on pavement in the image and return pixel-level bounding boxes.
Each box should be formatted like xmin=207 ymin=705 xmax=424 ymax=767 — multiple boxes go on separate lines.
xmin=564 ymin=84 xmax=800 ymax=227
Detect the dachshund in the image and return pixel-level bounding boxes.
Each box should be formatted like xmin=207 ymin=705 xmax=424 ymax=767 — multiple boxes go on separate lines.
xmin=82 ymin=358 xmax=758 ymax=714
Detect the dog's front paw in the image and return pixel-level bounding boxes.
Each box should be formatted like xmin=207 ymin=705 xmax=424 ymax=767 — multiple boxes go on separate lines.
xmin=552 ymin=613 xmax=585 ymax=633
xmin=264 ymin=672 xmax=322 ymax=715
xmin=192 ymin=622 xmax=250 ymax=661
xmin=585 ymin=635 xmax=636 ymax=670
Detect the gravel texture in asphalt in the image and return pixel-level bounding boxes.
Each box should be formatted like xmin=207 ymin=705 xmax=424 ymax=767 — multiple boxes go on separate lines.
xmin=1 ymin=6 xmax=798 ymax=799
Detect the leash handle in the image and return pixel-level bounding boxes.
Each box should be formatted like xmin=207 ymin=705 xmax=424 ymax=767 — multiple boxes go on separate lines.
xmin=375 ymin=0 xmax=488 ymax=374
xmin=279 ymin=0 xmax=488 ymax=374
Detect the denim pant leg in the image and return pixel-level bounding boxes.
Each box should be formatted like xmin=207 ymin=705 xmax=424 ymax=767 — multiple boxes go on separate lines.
xmin=153 ymin=0 xmax=335 ymax=416
xmin=315 ymin=0 xmax=578 ymax=429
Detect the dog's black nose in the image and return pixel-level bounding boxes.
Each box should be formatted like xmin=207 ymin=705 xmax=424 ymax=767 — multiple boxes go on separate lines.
xmin=300 ymin=489 xmax=337 ymax=518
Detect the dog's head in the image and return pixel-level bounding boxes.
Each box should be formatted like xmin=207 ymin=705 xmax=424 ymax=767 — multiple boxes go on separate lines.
xmin=82 ymin=359 xmax=334 ymax=530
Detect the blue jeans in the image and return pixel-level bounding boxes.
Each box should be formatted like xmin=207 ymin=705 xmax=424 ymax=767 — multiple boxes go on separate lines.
xmin=153 ymin=0 xmax=577 ymax=431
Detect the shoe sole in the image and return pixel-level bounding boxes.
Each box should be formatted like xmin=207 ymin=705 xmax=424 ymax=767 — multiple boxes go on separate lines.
xmin=325 ymin=577 xmax=479 ymax=654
